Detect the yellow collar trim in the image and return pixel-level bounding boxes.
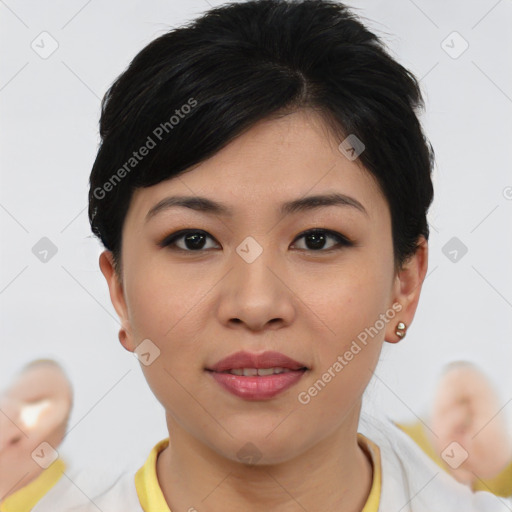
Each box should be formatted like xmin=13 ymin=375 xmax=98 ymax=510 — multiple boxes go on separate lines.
xmin=358 ymin=433 xmax=382 ymax=512
xmin=0 ymin=458 xmax=65 ymax=512
xmin=135 ymin=438 xmax=170 ymax=512
xmin=135 ymin=436 xmax=381 ymax=512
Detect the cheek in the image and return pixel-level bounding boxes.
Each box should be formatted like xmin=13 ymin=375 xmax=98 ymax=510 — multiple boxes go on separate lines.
xmin=294 ymin=276 xmax=389 ymax=414
xmin=303 ymin=261 xmax=393 ymax=346
xmin=124 ymin=259 xmax=209 ymax=344
xmin=124 ymin=264 xmax=213 ymax=401
xmin=294 ymin=342 xmax=382 ymax=434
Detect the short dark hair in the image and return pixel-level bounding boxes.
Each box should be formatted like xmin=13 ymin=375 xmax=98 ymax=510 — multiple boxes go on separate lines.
xmin=88 ymin=0 xmax=434 ymax=277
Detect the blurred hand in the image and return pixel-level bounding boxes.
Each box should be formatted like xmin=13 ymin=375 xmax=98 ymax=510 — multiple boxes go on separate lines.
xmin=429 ymin=362 xmax=512 ymax=485
xmin=0 ymin=360 xmax=72 ymax=500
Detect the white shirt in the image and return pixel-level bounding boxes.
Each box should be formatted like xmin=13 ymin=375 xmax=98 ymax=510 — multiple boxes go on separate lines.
xmin=358 ymin=413 xmax=512 ymax=511
xmin=20 ymin=465 xmax=117 ymax=512
xmin=64 ymin=412 xmax=512 ymax=512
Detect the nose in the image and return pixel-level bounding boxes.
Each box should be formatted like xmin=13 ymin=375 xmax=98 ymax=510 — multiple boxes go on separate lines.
xmin=216 ymin=246 xmax=296 ymax=331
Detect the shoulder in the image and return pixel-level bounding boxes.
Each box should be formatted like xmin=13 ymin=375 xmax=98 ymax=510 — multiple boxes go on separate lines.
xmin=33 ymin=467 xmax=141 ymax=512
xmin=65 ymin=472 xmax=140 ymax=512
xmin=359 ymin=411 xmax=512 ymax=512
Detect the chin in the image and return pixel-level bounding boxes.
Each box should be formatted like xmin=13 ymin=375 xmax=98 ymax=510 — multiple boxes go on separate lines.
xmin=211 ymin=432 xmax=307 ymax=467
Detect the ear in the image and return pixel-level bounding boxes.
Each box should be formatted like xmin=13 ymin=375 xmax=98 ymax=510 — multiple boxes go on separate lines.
xmin=385 ymin=236 xmax=428 ymax=343
xmin=99 ymin=250 xmax=134 ymax=352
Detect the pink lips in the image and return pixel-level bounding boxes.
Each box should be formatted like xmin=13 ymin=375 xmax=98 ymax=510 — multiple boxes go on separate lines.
xmin=206 ymin=351 xmax=308 ymax=400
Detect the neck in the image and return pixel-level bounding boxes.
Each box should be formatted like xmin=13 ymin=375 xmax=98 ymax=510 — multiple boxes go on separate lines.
xmin=156 ymin=406 xmax=373 ymax=512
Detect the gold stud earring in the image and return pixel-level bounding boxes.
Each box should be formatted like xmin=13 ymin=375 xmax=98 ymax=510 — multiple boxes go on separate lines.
xmin=395 ymin=321 xmax=407 ymax=340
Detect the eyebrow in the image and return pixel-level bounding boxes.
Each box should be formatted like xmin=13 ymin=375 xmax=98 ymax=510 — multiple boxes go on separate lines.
xmin=145 ymin=192 xmax=368 ymax=223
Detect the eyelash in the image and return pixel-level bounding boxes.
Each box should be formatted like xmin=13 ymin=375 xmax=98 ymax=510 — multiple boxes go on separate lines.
xmin=159 ymin=228 xmax=353 ymax=253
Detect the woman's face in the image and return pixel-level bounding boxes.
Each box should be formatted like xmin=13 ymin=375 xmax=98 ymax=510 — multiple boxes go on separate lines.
xmin=101 ymin=109 xmax=427 ymax=464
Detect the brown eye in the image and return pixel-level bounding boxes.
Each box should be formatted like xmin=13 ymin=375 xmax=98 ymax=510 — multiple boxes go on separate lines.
xmin=160 ymin=230 xmax=219 ymax=251
xmin=160 ymin=228 xmax=352 ymax=253
xmin=292 ymin=229 xmax=353 ymax=251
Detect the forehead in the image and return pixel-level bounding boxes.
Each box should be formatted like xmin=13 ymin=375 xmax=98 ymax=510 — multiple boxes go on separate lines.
xmin=126 ymin=110 xmax=387 ymax=226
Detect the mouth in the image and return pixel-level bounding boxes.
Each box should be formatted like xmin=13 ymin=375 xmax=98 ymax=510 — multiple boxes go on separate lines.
xmin=212 ymin=367 xmax=307 ymax=376
xmin=205 ymin=351 xmax=309 ymax=400
xmin=206 ymin=350 xmax=309 ymax=373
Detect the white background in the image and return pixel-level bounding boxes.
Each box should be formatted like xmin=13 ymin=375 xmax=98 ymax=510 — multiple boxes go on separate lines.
xmin=1 ymin=0 xmax=511 ymax=477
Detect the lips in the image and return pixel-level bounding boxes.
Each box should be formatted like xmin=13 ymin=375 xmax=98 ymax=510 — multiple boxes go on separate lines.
xmin=206 ymin=351 xmax=309 ymax=400
xmin=207 ymin=350 xmax=308 ymax=373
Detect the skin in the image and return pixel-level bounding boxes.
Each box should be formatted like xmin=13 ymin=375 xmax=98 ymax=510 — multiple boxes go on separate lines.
xmin=100 ymin=109 xmax=428 ymax=512
xmin=0 ymin=361 xmax=72 ymax=501
xmin=428 ymin=363 xmax=512 ymax=486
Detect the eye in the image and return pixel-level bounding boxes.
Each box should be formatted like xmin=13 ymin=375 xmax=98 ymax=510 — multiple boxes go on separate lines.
xmin=160 ymin=228 xmax=352 ymax=253
xmin=160 ymin=230 xmax=219 ymax=252
xmin=292 ymin=229 xmax=353 ymax=251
